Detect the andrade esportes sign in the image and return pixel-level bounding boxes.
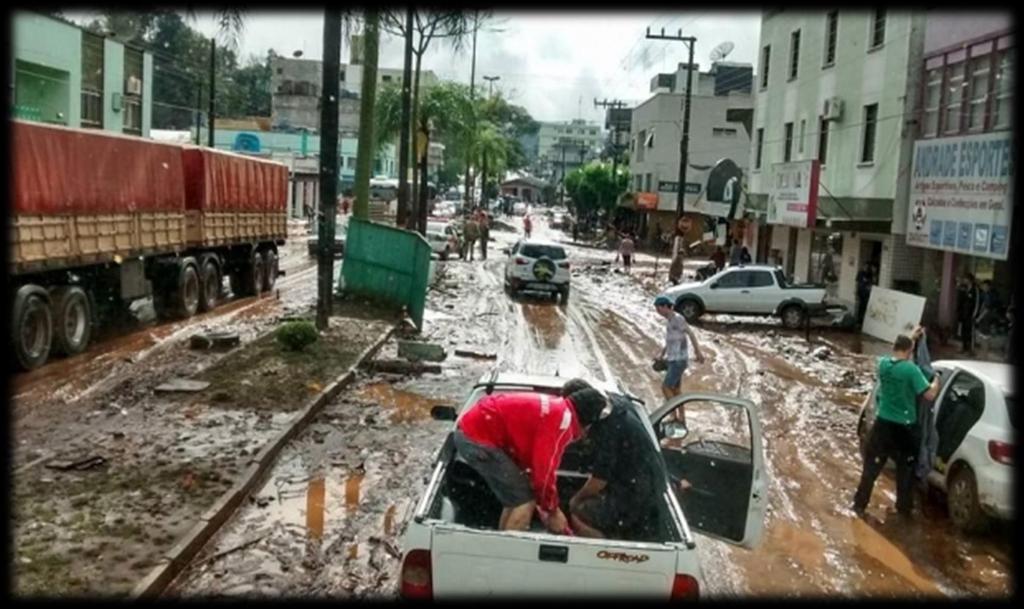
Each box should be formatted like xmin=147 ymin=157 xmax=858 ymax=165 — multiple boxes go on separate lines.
xmin=907 ymin=131 xmax=1013 ymax=260
xmin=767 ymin=160 xmax=820 ymax=228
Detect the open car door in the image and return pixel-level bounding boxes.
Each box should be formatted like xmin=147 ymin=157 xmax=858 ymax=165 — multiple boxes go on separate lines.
xmin=649 ymin=393 xmax=767 ymax=548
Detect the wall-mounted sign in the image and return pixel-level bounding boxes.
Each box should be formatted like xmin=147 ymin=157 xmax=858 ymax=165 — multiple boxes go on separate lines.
xmin=635 ymin=191 xmax=659 ymax=210
xmin=658 ymin=181 xmax=701 ymax=194
xmin=767 ymin=159 xmax=820 ymax=228
xmin=906 ymin=131 xmax=1012 ymax=260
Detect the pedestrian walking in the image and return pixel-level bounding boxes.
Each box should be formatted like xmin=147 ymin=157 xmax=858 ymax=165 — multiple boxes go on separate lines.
xmin=856 ymin=263 xmax=874 ymax=327
xmin=523 ymin=214 xmax=533 ymax=239
xmin=957 ymin=274 xmax=980 ymax=355
xmin=740 ymin=246 xmax=752 ymax=265
xmin=711 ymin=246 xmax=726 ymax=272
xmin=477 ymin=209 xmax=491 ymax=260
xmin=728 ymin=240 xmax=743 ymax=266
xmin=852 ymin=331 xmax=941 ymax=519
xmin=653 ymin=296 xmax=706 ymax=424
xmin=618 ymin=233 xmax=635 ymax=273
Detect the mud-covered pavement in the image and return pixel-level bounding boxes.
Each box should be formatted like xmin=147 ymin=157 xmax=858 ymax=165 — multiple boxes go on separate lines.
xmin=168 ymin=216 xmax=1010 ymax=599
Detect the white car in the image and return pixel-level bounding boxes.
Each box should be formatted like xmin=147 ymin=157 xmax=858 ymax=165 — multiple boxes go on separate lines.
xmin=513 ymin=202 xmax=528 ymax=216
xmin=857 ymin=360 xmax=1014 ymax=532
xmin=426 ymin=221 xmax=459 ymax=261
xmin=399 ymin=373 xmax=767 ymax=599
xmin=658 ymin=265 xmax=829 ymax=328
xmin=504 ymin=239 xmax=571 ymax=303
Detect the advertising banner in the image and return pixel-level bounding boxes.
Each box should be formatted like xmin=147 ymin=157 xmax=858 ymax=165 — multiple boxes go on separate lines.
xmin=767 ymin=160 xmax=820 ymax=228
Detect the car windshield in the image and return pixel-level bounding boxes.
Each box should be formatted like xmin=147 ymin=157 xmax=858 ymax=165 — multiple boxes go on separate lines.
xmin=427 ymin=223 xmax=448 ymax=234
xmin=519 ymin=244 xmax=567 ymax=260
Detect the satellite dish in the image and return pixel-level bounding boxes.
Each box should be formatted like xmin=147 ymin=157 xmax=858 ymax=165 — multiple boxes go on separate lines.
xmin=710 ymin=41 xmax=735 ymax=63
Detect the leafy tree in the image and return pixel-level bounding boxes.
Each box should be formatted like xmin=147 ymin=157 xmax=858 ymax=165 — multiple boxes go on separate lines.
xmin=564 ymin=161 xmax=629 ymax=224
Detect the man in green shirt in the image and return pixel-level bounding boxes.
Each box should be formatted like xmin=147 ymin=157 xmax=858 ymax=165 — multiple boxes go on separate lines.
xmin=853 ymin=331 xmax=940 ymax=518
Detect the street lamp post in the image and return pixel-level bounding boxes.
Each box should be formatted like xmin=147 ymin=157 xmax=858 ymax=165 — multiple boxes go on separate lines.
xmin=483 ymin=75 xmax=500 ymax=97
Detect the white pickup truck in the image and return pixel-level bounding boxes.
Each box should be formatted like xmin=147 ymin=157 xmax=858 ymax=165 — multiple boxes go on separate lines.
xmin=659 ymin=264 xmax=830 ymax=329
xmin=398 ymin=372 xmax=767 ymax=599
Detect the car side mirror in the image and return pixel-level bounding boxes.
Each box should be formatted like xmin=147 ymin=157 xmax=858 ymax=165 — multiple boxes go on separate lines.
xmin=502 ymin=247 xmax=511 ymax=255
xmin=662 ymin=420 xmax=689 ymax=440
xmin=709 ymin=282 xmax=719 ymax=289
xmin=430 ymin=405 xmax=457 ymax=421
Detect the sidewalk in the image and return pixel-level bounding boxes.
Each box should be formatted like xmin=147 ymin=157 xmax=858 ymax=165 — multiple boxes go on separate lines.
xmin=11 ymin=300 xmax=400 ymax=596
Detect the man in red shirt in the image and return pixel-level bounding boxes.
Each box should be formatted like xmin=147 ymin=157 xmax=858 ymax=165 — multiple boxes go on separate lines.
xmin=453 ymin=387 xmax=608 ymax=533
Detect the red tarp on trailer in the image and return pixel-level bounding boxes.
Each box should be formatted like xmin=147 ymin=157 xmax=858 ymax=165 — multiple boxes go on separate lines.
xmin=182 ymin=147 xmax=288 ymax=213
xmin=12 ymin=120 xmax=186 ymax=215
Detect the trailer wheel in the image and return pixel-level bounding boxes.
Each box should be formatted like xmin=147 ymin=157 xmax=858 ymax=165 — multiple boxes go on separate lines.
xmin=50 ymin=286 xmax=92 ymax=356
xmin=262 ymin=249 xmax=278 ymax=292
xmin=251 ymin=250 xmax=266 ymax=297
xmin=12 ymin=286 xmax=53 ymax=370
xmin=156 ymin=261 xmax=200 ymax=319
xmin=198 ymin=260 xmax=221 ymax=313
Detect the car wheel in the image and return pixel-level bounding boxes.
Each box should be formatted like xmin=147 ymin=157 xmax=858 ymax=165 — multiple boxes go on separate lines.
xmin=675 ymin=298 xmax=702 ymax=323
xmin=781 ymin=304 xmax=806 ymax=329
xmin=50 ymin=286 xmax=92 ymax=356
xmin=947 ymin=466 xmax=991 ymax=534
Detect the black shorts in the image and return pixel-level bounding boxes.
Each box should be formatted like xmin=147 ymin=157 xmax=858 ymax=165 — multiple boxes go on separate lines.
xmin=622 ymin=255 xmax=632 ymax=266
xmin=453 ymin=429 xmax=534 ymax=508
xmin=574 ymin=492 xmax=639 ymax=537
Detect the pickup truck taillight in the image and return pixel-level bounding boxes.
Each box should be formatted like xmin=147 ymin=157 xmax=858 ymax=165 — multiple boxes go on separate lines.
xmin=558 ymin=261 xmax=570 ymax=269
xmin=515 ymin=257 xmax=529 ymax=265
xmin=671 ymin=574 xmax=700 ymax=599
xmin=400 ymin=549 xmax=433 ymax=599
xmin=988 ymin=440 xmax=1013 ymax=465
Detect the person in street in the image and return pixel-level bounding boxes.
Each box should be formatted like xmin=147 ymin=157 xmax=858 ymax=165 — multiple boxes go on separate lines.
xmin=728 ymin=240 xmax=744 ymax=267
xmin=976 ymin=280 xmax=1002 ymax=334
xmin=568 ymin=390 xmax=668 ymax=540
xmin=452 ymin=386 xmax=609 ymax=533
xmin=711 ymin=246 xmax=726 ymax=272
xmin=477 ymin=209 xmax=491 ymax=261
xmin=523 ymin=214 xmax=533 ymax=239
xmin=653 ymin=295 xmax=706 ymax=423
xmin=853 ymin=331 xmax=941 ymax=519
xmin=957 ymin=273 xmax=980 ymax=355
xmin=856 ymin=263 xmax=874 ymax=327
xmin=618 ymin=233 xmax=635 ymax=273
xmin=462 ymin=215 xmax=480 ymax=261
xmin=740 ymin=246 xmax=752 ymax=265
xmin=571 ymin=216 xmax=579 ymax=243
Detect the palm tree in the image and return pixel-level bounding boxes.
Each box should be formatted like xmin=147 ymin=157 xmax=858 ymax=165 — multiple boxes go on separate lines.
xmin=472 ymin=121 xmax=509 ymax=205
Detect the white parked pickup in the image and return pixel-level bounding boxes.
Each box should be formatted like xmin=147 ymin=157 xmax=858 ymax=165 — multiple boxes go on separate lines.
xmin=398 ymin=372 xmax=767 ymax=599
xmin=659 ymin=264 xmax=830 ymax=328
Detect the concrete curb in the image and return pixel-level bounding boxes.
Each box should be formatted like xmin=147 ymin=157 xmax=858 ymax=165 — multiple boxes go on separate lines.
xmin=131 ymin=321 xmax=399 ymax=599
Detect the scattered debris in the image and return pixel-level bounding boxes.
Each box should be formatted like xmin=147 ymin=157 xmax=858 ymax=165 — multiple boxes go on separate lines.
xmin=45 ymin=455 xmax=107 ymax=471
xmin=154 ymin=378 xmax=211 ymax=394
xmin=199 ymin=535 xmax=267 ymax=567
xmin=366 ymin=359 xmax=442 ymax=375
xmin=454 ymin=348 xmax=498 ymax=360
xmin=397 ymin=340 xmax=447 ymax=362
xmin=812 ymin=346 xmax=832 ymax=360
xmin=189 ymin=332 xmax=241 ymax=351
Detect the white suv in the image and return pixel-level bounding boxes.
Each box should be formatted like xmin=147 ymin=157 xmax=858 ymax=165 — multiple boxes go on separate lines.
xmin=504 ymin=239 xmax=571 ymax=303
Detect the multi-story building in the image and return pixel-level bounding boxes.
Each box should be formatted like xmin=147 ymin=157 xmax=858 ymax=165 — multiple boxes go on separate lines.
xmin=628 ymin=61 xmax=754 ymax=244
xmin=12 ymin=11 xmax=153 ymax=136
xmin=747 ymin=10 xmax=928 ymax=310
xmin=904 ymin=13 xmax=1013 ymax=333
xmin=270 ymin=51 xmax=438 ymax=136
xmin=535 ymin=119 xmax=604 ymax=182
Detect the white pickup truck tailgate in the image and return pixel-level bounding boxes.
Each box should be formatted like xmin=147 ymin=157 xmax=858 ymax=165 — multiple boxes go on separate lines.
xmin=430 ymin=525 xmax=680 ymax=597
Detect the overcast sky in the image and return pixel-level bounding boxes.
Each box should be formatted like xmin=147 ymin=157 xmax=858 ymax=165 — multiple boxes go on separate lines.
xmin=67 ymin=10 xmax=762 ymax=125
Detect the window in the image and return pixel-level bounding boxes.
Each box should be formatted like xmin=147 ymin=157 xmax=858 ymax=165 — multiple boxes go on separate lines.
xmin=645 ymin=173 xmax=653 ymax=192
xmin=81 ymin=33 xmax=104 ymax=128
xmin=754 ymin=128 xmax=764 ymax=169
xmin=861 ymin=103 xmax=878 ymax=163
xmin=818 ymin=117 xmax=829 ymax=166
xmin=967 ymin=55 xmax=990 ymax=132
xmin=123 ymin=48 xmax=144 ymax=135
xmin=346 ymin=157 xmax=357 ymax=170
xmin=774 ymin=270 xmax=791 ymax=287
xmin=340 ymin=69 xmax=346 ymax=81
xmin=993 ymin=49 xmax=1013 ymax=129
xmin=922 ymin=65 xmax=942 ymax=137
xmin=944 ymin=62 xmax=965 ymax=133
xmin=750 ymin=272 xmax=774 ymax=288
xmin=636 ymin=129 xmax=646 ymax=162
xmin=713 ymin=127 xmax=738 ymax=137
xmin=789 ymin=30 xmax=801 ymax=79
xmin=645 ymin=130 xmax=655 ymax=147
xmin=824 ymin=11 xmax=839 ymax=66
xmin=276 ymin=67 xmax=284 ymax=75
xmin=799 ymin=119 xmax=806 ymax=155
xmin=760 ymin=45 xmax=771 ymax=88
xmin=783 ymin=122 xmax=794 ymax=162
xmin=870 ymin=9 xmax=886 ymax=49
xmin=634 ymin=174 xmax=642 ymax=190
xmin=716 ymin=271 xmax=751 ymax=288
xmin=520 ymin=244 xmax=567 ymax=260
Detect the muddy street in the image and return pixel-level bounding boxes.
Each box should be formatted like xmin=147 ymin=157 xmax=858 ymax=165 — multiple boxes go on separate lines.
xmin=168 ymin=216 xmax=1010 ymax=599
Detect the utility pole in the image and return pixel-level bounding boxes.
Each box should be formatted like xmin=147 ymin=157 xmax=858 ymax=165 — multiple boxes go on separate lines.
xmin=646 ymin=28 xmax=695 ymax=265
xmin=594 ymin=98 xmax=626 ymax=203
xmin=316 ymin=9 xmax=342 ymax=331
xmin=208 ymin=38 xmax=216 ymax=148
xmin=463 ymin=13 xmax=480 ymax=209
xmin=483 ymin=75 xmax=500 ymax=97
xmin=396 ymin=7 xmax=414 ymax=228
xmin=194 ymin=83 xmax=202 ymax=145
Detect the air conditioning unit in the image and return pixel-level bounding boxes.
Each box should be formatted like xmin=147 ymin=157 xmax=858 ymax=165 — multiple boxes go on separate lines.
xmin=125 ymin=77 xmax=143 ymax=96
xmin=823 ymin=96 xmax=843 ymax=121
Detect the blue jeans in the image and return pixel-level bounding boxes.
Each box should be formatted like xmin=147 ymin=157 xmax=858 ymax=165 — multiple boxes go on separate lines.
xmin=663 ymin=359 xmax=688 ymax=389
